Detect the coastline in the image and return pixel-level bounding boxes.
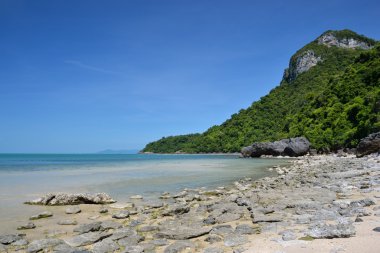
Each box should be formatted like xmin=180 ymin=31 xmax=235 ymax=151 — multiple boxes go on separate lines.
xmin=1 ymin=154 xmax=379 ymax=253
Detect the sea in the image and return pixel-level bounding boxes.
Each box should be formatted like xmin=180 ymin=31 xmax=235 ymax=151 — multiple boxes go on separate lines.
xmin=0 ymin=153 xmax=290 ymax=232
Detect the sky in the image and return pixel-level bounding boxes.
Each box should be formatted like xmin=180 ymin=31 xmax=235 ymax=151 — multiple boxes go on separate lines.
xmin=1 ymin=0 xmax=380 ymax=153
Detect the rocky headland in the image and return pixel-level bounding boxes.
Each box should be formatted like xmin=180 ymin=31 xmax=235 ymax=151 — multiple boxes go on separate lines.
xmin=1 ymin=151 xmax=380 ymax=253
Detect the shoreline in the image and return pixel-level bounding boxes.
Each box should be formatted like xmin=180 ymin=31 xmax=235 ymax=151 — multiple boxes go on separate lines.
xmin=1 ymin=154 xmax=379 ymax=253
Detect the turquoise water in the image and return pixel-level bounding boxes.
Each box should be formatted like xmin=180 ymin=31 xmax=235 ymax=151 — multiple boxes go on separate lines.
xmin=0 ymin=154 xmax=289 ymax=231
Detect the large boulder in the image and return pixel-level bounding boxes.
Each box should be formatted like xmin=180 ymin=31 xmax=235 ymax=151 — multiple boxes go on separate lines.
xmin=356 ymin=132 xmax=380 ymax=157
xmin=25 ymin=193 xmax=116 ymax=206
xmin=241 ymin=137 xmax=310 ymax=157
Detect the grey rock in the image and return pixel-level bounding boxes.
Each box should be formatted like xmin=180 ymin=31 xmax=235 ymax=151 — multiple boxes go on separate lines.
xmin=355 ymin=216 xmax=364 ymax=222
xmin=130 ymin=195 xmax=143 ymax=200
xmin=11 ymin=239 xmax=28 ymax=246
xmin=117 ymin=235 xmax=144 ymax=246
xmin=204 ymin=235 xmax=222 ymax=244
xmin=161 ymin=204 xmax=190 ymax=216
xmin=99 ymin=207 xmax=109 ymax=214
xmin=210 ymin=225 xmax=234 ymax=236
xmin=100 ymin=220 xmax=122 ymax=230
xmin=109 ymin=228 xmax=137 ymax=240
xmin=318 ymin=32 xmax=373 ymax=50
xmin=29 ymin=211 xmax=53 ymax=220
xmin=112 ymin=210 xmax=130 ymax=219
xmin=215 ymin=212 xmax=241 ymax=223
xmin=373 ymin=227 xmax=380 ymax=232
xmin=65 ymin=232 xmax=111 ymax=247
xmin=92 ymin=238 xmax=120 ymax=253
xmin=164 ymin=240 xmax=195 ymax=253
xmin=285 ymin=50 xmax=322 ymax=82
xmin=25 ymin=192 xmax=116 ymax=205
xmin=241 ymin=137 xmax=310 ymax=157
xmin=281 ymin=230 xmax=297 ymax=241
xmin=235 ymin=224 xmax=258 ymax=235
xmin=17 ymin=222 xmax=36 ymax=230
xmin=350 ymin=198 xmax=375 ymax=207
xmin=0 ymin=244 xmax=6 ymax=252
xmin=74 ymin=222 xmax=102 ymax=234
xmin=0 ymin=234 xmax=24 ymax=245
xmin=224 ymin=234 xmax=248 ymax=247
xmin=151 ymin=239 xmax=169 ymax=246
xmin=52 ymin=243 xmax=90 ymax=253
xmin=27 ymin=239 xmax=65 ymax=253
xmin=138 ymin=225 xmax=159 ymax=232
xmin=356 ymin=132 xmax=380 ymax=157
xmin=306 ymin=221 xmax=356 ymax=239
xmin=65 ymin=206 xmax=81 ymax=214
xmin=204 ymin=247 xmax=224 ymax=253
xmin=122 ymin=245 xmax=144 ymax=253
xmin=58 ymin=219 xmax=78 ymax=225
xmin=155 ymin=226 xmax=211 ymax=240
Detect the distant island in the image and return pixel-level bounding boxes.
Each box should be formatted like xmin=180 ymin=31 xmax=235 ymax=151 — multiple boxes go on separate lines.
xmin=143 ymin=30 xmax=380 ymax=154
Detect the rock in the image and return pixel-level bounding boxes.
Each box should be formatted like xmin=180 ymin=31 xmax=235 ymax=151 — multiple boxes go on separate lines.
xmin=215 ymin=212 xmax=242 ymax=224
xmin=25 ymin=193 xmax=116 ymax=205
xmin=281 ymin=230 xmax=297 ymax=241
xmin=11 ymin=238 xmax=28 ymax=246
xmin=205 ymin=235 xmax=222 ymax=244
xmin=100 ymin=220 xmax=122 ymax=230
xmin=306 ymin=221 xmax=356 ymax=239
xmin=0 ymin=244 xmax=6 ymax=252
xmin=355 ymin=216 xmax=364 ymax=222
xmin=99 ymin=207 xmax=109 ymax=213
xmin=130 ymin=195 xmax=143 ymax=200
xmin=123 ymin=245 xmax=144 ymax=253
xmin=285 ymin=50 xmax=322 ymax=82
xmin=17 ymin=222 xmax=36 ymax=230
xmin=164 ymin=240 xmax=195 ymax=253
xmin=318 ymin=32 xmax=374 ymax=50
xmin=112 ymin=210 xmax=130 ymax=219
xmin=138 ymin=225 xmax=159 ymax=232
xmin=252 ymin=213 xmax=283 ymax=223
xmin=92 ymin=238 xmax=120 ymax=253
xmin=204 ymin=247 xmax=224 ymax=253
xmin=235 ymin=224 xmax=258 ymax=235
xmin=357 ymin=132 xmax=380 ymax=157
xmin=73 ymin=222 xmax=102 ymax=234
xmin=117 ymin=234 xmax=144 ymax=246
xmin=210 ymin=225 xmax=234 ymax=236
xmin=29 ymin=211 xmax=53 ymax=220
xmin=161 ymin=204 xmax=190 ymax=216
xmin=241 ymin=137 xmax=310 ymax=157
xmin=65 ymin=232 xmax=111 ymax=247
xmin=65 ymin=206 xmax=81 ymax=214
xmin=151 ymin=239 xmax=169 ymax=246
xmin=224 ymin=234 xmax=248 ymax=247
xmin=27 ymin=239 xmax=65 ymax=253
xmin=155 ymin=226 xmax=211 ymax=240
xmin=373 ymin=227 xmax=380 ymax=232
xmin=0 ymin=234 xmax=24 ymax=245
xmin=58 ymin=219 xmax=78 ymax=225
xmin=109 ymin=228 xmax=137 ymax=240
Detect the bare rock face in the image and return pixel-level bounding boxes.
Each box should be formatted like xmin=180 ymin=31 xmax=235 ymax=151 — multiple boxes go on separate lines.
xmin=356 ymin=132 xmax=380 ymax=157
xmin=318 ymin=33 xmax=373 ymax=50
xmin=241 ymin=137 xmax=310 ymax=158
xmin=25 ymin=193 xmax=116 ymax=206
xmin=286 ymin=50 xmax=322 ymax=82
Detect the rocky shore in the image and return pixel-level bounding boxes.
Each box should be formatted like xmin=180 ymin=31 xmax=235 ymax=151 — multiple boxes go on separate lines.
xmin=1 ymin=154 xmax=380 ymax=253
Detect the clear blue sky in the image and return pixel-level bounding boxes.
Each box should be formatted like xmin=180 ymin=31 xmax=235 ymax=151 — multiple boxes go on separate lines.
xmin=1 ymin=0 xmax=380 ymax=153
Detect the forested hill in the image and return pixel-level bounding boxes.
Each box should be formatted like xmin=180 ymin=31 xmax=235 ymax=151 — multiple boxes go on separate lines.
xmin=142 ymin=30 xmax=380 ymax=153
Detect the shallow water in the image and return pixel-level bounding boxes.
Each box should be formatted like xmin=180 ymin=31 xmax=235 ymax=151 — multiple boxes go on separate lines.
xmin=0 ymin=153 xmax=289 ymax=232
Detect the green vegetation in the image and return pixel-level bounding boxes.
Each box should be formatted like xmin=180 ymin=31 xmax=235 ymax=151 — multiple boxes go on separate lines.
xmin=143 ymin=30 xmax=379 ymax=153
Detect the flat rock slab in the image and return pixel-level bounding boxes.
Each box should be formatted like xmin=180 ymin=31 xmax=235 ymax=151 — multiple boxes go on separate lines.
xmin=65 ymin=206 xmax=81 ymax=214
xmin=204 ymin=247 xmax=224 ymax=253
xmin=100 ymin=220 xmax=122 ymax=230
xmin=27 ymin=239 xmax=65 ymax=253
xmin=92 ymin=238 xmax=120 ymax=253
xmin=73 ymin=222 xmax=102 ymax=234
xmin=17 ymin=222 xmax=36 ymax=230
xmin=306 ymin=222 xmax=356 ymax=239
xmin=155 ymin=226 xmax=211 ymax=240
xmin=25 ymin=193 xmax=116 ymax=205
xmin=112 ymin=210 xmax=130 ymax=219
xmin=130 ymin=195 xmax=143 ymax=200
xmin=0 ymin=234 xmax=25 ymax=245
xmin=164 ymin=240 xmax=195 ymax=253
xmin=65 ymin=232 xmax=111 ymax=247
xmin=29 ymin=211 xmax=53 ymax=220
xmin=224 ymin=234 xmax=248 ymax=247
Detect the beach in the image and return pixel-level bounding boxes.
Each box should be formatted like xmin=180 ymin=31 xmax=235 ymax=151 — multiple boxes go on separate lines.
xmin=0 ymin=153 xmax=379 ymax=252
